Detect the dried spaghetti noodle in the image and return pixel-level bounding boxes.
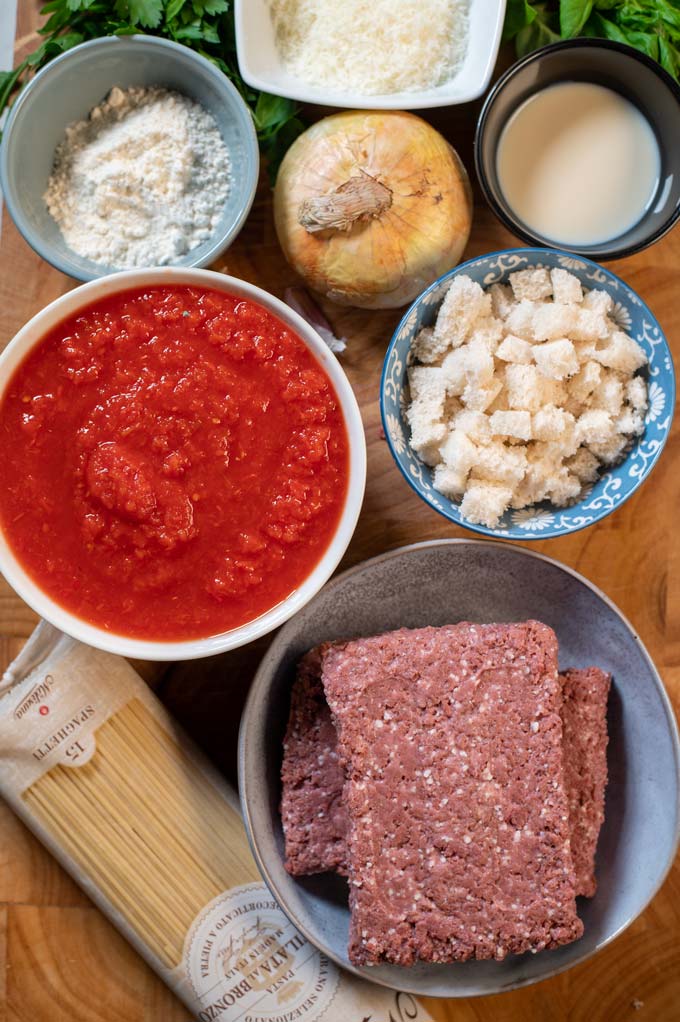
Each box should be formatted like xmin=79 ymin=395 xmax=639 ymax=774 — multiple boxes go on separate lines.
xmin=22 ymin=698 xmax=258 ymax=968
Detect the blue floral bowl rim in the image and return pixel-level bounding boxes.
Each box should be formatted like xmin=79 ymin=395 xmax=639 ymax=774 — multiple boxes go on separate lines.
xmin=379 ymin=247 xmax=676 ymax=540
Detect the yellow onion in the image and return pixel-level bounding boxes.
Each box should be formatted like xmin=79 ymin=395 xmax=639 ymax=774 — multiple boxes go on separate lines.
xmin=274 ymin=110 xmax=473 ymax=310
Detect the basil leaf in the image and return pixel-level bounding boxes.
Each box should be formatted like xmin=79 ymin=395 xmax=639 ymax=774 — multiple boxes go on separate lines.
xmin=503 ymin=0 xmax=538 ymax=38
xmin=515 ymin=4 xmax=562 ymax=55
xmin=659 ymin=35 xmax=680 ymax=74
xmin=560 ymin=0 xmax=594 ymax=35
xmin=253 ymin=91 xmax=298 ymax=134
xmin=588 ymin=10 xmax=632 ymax=40
xmin=624 ymin=27 xmax=660 ymax=56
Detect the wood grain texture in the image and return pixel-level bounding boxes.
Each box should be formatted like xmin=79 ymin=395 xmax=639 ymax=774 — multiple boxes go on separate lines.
xmin=1 ymin=2 xmax=679 ymax=1019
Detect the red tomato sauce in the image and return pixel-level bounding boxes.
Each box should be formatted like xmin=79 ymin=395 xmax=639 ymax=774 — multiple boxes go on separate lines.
xmin=0 ymin=287 xmax=350 ymax=640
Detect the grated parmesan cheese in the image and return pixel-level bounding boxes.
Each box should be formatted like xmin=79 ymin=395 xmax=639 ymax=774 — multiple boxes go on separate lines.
xmin=268 ymin=0 xmax=470 ymax=96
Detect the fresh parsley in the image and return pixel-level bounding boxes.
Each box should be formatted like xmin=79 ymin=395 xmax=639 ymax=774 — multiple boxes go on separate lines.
xmin=1 ymin=0 xmax=304 ymax=176
xmin=504 ymin=0 xmax=680 ymax=77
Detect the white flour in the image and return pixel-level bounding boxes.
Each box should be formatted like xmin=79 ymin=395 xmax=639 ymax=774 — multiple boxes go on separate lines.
xmin=44 ymin=86 xmax=232 ymax=268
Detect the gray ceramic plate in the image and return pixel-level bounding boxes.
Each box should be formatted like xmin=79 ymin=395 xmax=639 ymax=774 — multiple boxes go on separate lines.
xmin=238 ymin=540 xmax=680 ymax=997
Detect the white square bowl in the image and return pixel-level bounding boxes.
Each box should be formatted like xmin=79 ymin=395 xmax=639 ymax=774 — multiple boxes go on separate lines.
xmin=234 ymin=0 xmax=507 ymax=109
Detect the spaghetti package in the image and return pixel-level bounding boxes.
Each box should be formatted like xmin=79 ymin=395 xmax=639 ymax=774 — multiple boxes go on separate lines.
xmin=0 ymin=623 xmax=434 ymax=1022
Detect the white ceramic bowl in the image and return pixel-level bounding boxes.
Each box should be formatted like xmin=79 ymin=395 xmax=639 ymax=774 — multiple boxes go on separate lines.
xmin=0 ymin=269 xmax=366 ymax=661
xmin=234 ymin=0 xmax=507 ymax=109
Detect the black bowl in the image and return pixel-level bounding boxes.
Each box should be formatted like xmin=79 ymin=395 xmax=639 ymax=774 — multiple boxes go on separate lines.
xmin=475 ymin=39 xmax=680 ymax=260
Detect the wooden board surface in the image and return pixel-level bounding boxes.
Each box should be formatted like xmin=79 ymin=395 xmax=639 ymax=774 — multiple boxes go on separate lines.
xmin=1 ymin=4 xmax=679 ymax=1020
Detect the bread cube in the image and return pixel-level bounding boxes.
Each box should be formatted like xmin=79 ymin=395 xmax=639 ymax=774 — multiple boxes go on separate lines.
xmin=470 ymin=317 xmax=503 ymax=354
xmin=408 ymin=365 xmax=446 ymax=402
xmin=489 ymin=410 xmax=532 ymax=441
xmin=589 ymin=434 xmax=630 ymax=465
xmin=466 ymin=340 xmax=497 ymax=384
xmin=576 ymin=410 xmax=617 ymax=446
xmin=532 ymin=405 xmax=576 ymax=442
xmin=453 ymin=409 xmax=492 ymax=442
xmin=407 ymin=367 xmax=447 ymax=452
xmin=546 ymin=378 xmax=568 ymax=406
xmin=626 ymin=376 xmax=648 ymax=414
xmin=534 ymin=423 xmax=579 ymax=459
xmin=444 ymin=393 xmax=463 ymax=419
xmin=510 ymin=457 xmax=550 ymax=508
xmin=433 ymin=463 xmax=467 ymax=499
xmin=547 ymin=468 xmax=583 ymax=506
xmin=439 ymin=429 xmax=477 ymax=475
xmin=489 ymin=283 xmax=515 ymax=320
xmin=505 ymin=364 xmax=564 ymax=412
xmin=496 ymin=334 xmax=534 ymax=365
xmin=563 ymin=396 xmax=586 ymax=419
xmin=434 ymin=275 xmax=492 ymax=349
xmin=486 ymin=385 xmax=510 ymax=414
xmin=534 ymin=338 xmax=579 ymax=380
xmin=474 ymin=440 xmax=527 ymax=487
xmin=566 ymin=447 xmax=601 ymax=484
xmin=504 ymin=299 xmax=537 ymax=340
xmin=591 ymin=331 xmax=647 ymax=373
xmin=461 ymin=377 xmax=503 ymax=412
xmin=589 ymin=373 xmax=624 ymax=416
xmin=418 ymin=442 xmax=444 ymax=468
xmin=571 ymin=308 xmax=610 ymax=343
xmin=441 ymin=341 xmax=495 ymax=395
xmin=616 ymin=408 xmax=645 ymax=436
xmin=441 ymin=348 xmax=470 ymax=395
xmin=569 ymin=360 xmax=602 ymax=403
xmin=408 ymin=413 xmax=447 ymax=453
xmin=509 ymin=267 xmax=552 ymax=302
xmin=582 ymin=289 xmax=614 ymax=316
xmin=551 ymin=268 xmax=583 ymax=305
xmin=531 ymin=303 xmax=578 ymax=342
xmin=460 ymin=480 xmax=513 ymax=528
xmin=412 ymin=326 xmax=447 ymax=365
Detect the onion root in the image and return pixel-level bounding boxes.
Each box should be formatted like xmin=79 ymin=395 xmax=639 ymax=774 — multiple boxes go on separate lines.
xmin=299 ymin=171 xmax=393 ymax=234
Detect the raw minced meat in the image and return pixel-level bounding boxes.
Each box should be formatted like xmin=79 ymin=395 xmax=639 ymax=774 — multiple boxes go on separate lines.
xmin=287 ymin=622 xmax=583 ymax=966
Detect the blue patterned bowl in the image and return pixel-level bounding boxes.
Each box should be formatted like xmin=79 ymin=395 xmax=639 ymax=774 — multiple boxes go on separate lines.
xmin=380 ymin=248 xmax=675 ymax=540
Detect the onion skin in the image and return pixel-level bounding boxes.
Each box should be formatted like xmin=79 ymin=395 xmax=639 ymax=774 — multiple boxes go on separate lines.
xmin=274 ymin=111 xmax=473 ymax=310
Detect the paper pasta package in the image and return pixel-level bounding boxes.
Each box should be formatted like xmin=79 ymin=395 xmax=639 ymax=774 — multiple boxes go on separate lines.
xmin=0 ymin=622 xmax=434 ymax=1022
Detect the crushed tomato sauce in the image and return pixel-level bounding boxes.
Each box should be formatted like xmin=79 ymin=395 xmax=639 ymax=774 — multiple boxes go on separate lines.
xmin=0 ymin=286 xmax=350 ymax=640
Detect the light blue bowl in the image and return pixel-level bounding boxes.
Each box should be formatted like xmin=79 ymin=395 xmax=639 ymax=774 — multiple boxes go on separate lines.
xmin=381 ymin=248 xmax=675 ymax=540
xmin=0 ymin=36 xmax=259 ymax=281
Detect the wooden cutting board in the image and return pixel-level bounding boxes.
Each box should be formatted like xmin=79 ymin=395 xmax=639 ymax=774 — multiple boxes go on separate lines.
xmin=1 ymin=4 xmax=679 ymax=1020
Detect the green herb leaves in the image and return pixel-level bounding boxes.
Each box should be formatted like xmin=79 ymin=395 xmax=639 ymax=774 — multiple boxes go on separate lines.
xmin=560 ymin=0 xmax=594 ymax=36
xmin=503 ymin=0 xmax=680 ymax=79
xmin=1 ymin=0 xmax=303 ymax=175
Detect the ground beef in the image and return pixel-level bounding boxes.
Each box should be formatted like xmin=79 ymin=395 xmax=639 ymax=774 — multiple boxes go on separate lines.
xmin=319 ymin=622 xmax=583 ymax=965
xmin=280 ymin=646 xmax=348 ymax=876
xmin=560 ymin=667 xmax=611 ymax=898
